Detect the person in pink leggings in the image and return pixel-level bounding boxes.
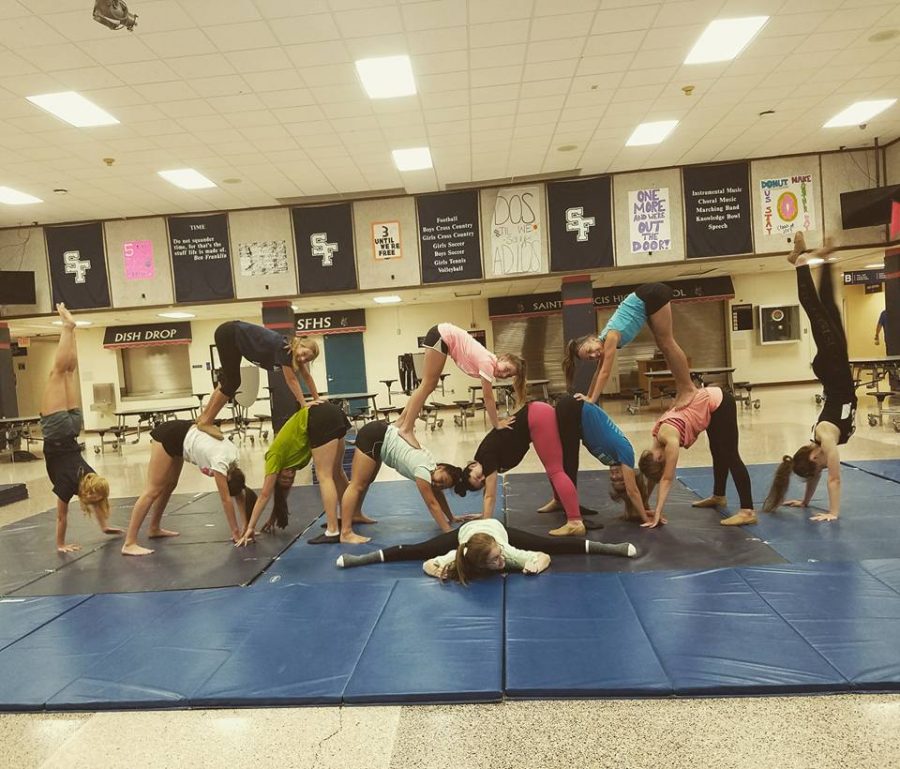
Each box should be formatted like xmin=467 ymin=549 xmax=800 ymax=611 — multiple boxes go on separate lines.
xmin=458 ymin=401 xmax=587 ymax=536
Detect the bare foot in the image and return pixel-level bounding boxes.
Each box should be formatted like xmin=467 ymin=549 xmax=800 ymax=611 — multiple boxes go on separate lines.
xmin=56 ymin=303 xmax=76 ymax=328
xmin=396 ymin=429 xmax=421 ymax=450
xmin=353 ymin=514 xmax=378 ymax=524
xmin=692 ymin=495 xmax=727 ymax=509
xmin=340 ymin=531 xmax=371 ymax=544
xmin=720 ymin=510 xmax=758 ymax=526
xmin=121 ymin=542 xmax=154 ymax=556
xmin=788 ymin=230 xmax=807 ymax=264
xmin=549 ymin=520 xmax=586 ymax=537
xmin=537 ymin=499 xmax=562 ymax=513
xmin=57 ymin=543 xmax=81 ymax=553
xmin=148 ymin=528 xmax=180 ymax=538
xmin=195 ymin=422 xmax=225 ymax=441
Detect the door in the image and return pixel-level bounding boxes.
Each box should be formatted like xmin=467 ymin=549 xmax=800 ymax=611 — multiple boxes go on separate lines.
xmin=324 ymin=333 xmax=368 ymax=415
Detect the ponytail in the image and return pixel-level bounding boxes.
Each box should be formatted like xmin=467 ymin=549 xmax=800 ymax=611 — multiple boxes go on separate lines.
xmin=457 ymin=461 xmax=481 ymax=496
xmin=271 ymin=481 xmax=290 ymax=529
xmin=442 ymin=533 xmax=497 ymax=585
xmin=226 ymin=463 xmax=246 ymax=497
xmin=563 ymin=335 xmax=593 ymax=390
xmin=763 ymin=455 xmax=795 ymax=513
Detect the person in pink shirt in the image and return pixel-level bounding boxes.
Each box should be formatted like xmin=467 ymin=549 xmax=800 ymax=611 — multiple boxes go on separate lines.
xmin=395 ymin=323 xmax=525 ymax=449
xmin=638 ymin=383 xmax=755 ymax=528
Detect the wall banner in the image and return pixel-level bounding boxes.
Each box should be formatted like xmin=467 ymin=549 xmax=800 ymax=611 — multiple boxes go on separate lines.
xmin=168 ymin=213 xmax=235 ymax=302
xmin=372 ymin=221 xmax=402 ymax=260
xmin=417 ymin=191 xmax=483 ymax=284
xmin=628 ymin=187 xmax=672 ymax=254
xmin=238 ymin=240 xmax=288 ymax=276
xmin=293 ymin=204 xmax=357 ymax=294
xmin=294 ymin=308 xmax=366 ymax=335
xmin=489 ymin=185 xmax=542 ymax=275
xmin=684 ymin=162 xmax=753 ymax=258
xmin=759 ymin=173 xmax=816 ymax=238
xmin=123 ymin=239 xmax=155 ymax=280
xmin=46 ymin=222 xmax=111 ymax=310
xmin=547 ymin=176 xmax=614 ymax=272
xmin=103 ymin=321 xmax=191 ymax=348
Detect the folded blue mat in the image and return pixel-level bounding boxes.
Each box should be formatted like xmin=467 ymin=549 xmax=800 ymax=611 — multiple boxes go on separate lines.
xmin=741 ymin=562 xmax=900 ymax=690
xmin=621 ymin=568 xmax=848 ymax=694
xmin=344 ymin=579 xmax=503 ymax=703
xmin=505 ymin=573 xmax=671 ymax=697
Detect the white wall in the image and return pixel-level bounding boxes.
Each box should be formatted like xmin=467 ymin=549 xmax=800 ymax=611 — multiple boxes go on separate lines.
xmin=843 ymin=283 xmax=887 ymax=360
xmin=729 ymin=271 xmax=817 ymax=385
xmin=14 ymin=337 xmax=64 ymax=417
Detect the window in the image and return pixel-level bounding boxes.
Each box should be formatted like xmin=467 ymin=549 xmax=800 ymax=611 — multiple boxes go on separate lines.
xmin=120 ymin=345 xmax=192 ymax=399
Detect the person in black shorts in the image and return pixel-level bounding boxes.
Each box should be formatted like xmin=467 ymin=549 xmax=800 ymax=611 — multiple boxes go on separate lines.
xmin=41 ymin=304 xmax=122 ymax=552
xmin=121 ymin=419 xmax=248 ymax=556
xmin=197 ymin=320 xmax=321 ymax=439
xmin=764 ymin=233 xmax=856 ymax=522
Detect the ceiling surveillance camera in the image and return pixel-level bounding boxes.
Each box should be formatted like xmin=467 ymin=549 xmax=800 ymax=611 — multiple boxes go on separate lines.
xmin=93 ymin=0 xmax=137 ymax=30
xmin=859 ymin=123 xmax=867 ymax=130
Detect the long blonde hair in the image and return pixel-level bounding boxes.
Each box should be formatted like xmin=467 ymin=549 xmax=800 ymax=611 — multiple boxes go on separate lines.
xmin=77 ymin=473 xmax=110 ymax=527
xmin=441 ymin=533 xmax=497 ymax=585
xmin=290 ymin=337 xmax=319 ymax=369
xmin=498 ymin=353 xmax=527 ymax=409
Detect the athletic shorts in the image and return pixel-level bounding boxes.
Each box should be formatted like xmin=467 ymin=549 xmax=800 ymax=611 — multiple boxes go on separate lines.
xmin=150 ymin=419 xmax=192 ymax=458
xmin=307 ymin=402 xmax=351 ymax=448
xmin=634 ymin=283 xmax=673 ymax=317
xmin=420 ymin=325 xmax=449 ymax=354
xmin=355 ymin=419 xmax=388 ymax=461
xmin=40 ymin=408 xmax=83 ymax=443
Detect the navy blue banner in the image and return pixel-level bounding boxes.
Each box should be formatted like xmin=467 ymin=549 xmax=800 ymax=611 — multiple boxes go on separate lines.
xmin=417 ymin=191 xmax=483 ymax=283
xmin=293 ymin=204 xmax=357 ymax=294
xmin=684 ymin=162 xmax=753 ymax=258
xmin=547 ymin=176 xmax=614 ymax=272
xmin=168 ymin=214 xmax=235 ymax=302
xmin=46 ymin=222 xmax=111 ymax=310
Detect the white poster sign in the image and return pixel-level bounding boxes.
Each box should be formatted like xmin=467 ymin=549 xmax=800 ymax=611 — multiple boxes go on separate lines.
xmin=238 ymin=240 xmax=288 ymax=276
xmin=372 ymin=221 xmax=402 ymax=260
xmin=490 ymin=185 xmax=542 ymax=275
xmin=629 ymin=187 xmax=671 ymax=254
xmin=759 ymin=174 xmax=816 ymax=237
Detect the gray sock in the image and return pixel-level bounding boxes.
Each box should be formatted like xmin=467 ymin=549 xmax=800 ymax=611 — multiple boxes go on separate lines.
xmin=336 ymin=550 xmax=384 ymax=569
xmin=587 ymin=541 xmax=637 ymax=558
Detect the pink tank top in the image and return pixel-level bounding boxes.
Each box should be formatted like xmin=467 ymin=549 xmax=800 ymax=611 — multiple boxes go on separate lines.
xmin=438 ymin=323 xmax=498 ymax=382
xmin=652 ymin=386 xmax=724 ymax=448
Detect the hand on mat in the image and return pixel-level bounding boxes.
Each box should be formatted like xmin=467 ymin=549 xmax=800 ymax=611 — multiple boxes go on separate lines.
xmin=810 ymin=512 xmax=839 ymax=522
xmin=640 ymin=511 xmax=666 ymax=528
xmin=57 ymin=543 xmax=81 ymax=553
xmin=234 ymin=530 xmax=255 ymax=547
xmin=103 ymin=526 xmax=124 ymax=536
xmin=497 ymin=417 xmax=515 ymax=430
xmin=523 ymin=553 xmax=550 ymax=575
xmin=783 ymin=499 xmax=807 ymax=508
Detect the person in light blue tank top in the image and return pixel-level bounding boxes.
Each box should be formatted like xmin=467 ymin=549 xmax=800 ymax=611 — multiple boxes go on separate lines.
xmin=563 ymin=282 xmax=694 ymax=409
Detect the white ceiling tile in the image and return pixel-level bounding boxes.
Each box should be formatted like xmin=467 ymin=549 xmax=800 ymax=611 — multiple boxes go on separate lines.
xmin=185 ymin=75 xmax=251 ymax=98
xmin=208 ymin=93 xmax=267 ymax=113
xmin=274 ymin=105 xmax=327 ymax=123
xmin=469 ymin=0 xmax=534 ymax=25
xmin=591 ymin=7 xmax=661 ymax=35
xmin=259 ymin=88 xmax=317 ymax=108
xmin=0 ymin=14 xmax=66 ymax=47
xmin=577 ymin=53 xmax=634 ymax=76
xmin=529 ymin=13 xmax=594 ymax=42
xmin=401 ymin=0 xmax=467 ymax=31
xmin=110 ymin=60 xmax=182 ymax=85
xmin=407 ymin=26 xmax=468 ymax=54
xmin=141 ymin=29 xmax=217 ymax=58
xmin=414 ymin=50 xmax=469 ymax=76
xmin=273 ymin=13 xmax=340 ymax=45
xmin=182 ymin=0 xmax=261 ymax=25
xmin=310 ymin=84 xmax=365 ymax=103
xmin=77 ymin=37 xmax=158 ymax=65
xmin=0 ymin=72 xmax=66 ymax=96
xmin=469 ymin=20 xmax=531 ymax=48
xmin=157 ymin=99 xmax=216 ymax=118
xmin=226 ymin=47 xmax=294 ymax=73
xmin=53 ymin=67 xmax=125 ymax=91
xmin=167 ymin=54 xmax=237 ymax=79
xmin=419 ymin=72 xmax=469 ymax=92
xmin=523 ymin=58 xmax=578 ymax=81
xmin=582 ymin=31 xmax=647 ymax=57
xmin=241 ymin=70 xmax=306 ymax=94
xmin=299 ymin=63 xmax=358 ymax=87
xmin=333 ymin=5 xmax=403 ymax=37
xmin=205 ymin=21 xmax=281 ymax=52
xmin=133 ymin=81 xmax=199 ymax=102
xmin=255 ymin=0 xmax=331 ymax=18
xmin=285 ymin=41 xmax=352 ymax=68
xmin=470 ymin=65 xmax=523 ymax=88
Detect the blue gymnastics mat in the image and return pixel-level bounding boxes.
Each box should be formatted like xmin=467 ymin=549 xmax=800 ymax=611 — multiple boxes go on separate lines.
xmin=841 ymin=459 xmax=900 ymax=484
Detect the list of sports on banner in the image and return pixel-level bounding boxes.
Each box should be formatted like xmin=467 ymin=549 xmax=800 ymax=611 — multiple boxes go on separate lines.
xmin=683 ymin=162 xmax=753 ymax=258
xmin=417 ymin=190 xmax=483 ymax=284
xmin=168 ymin=213 xmax=235 ymax=303
xmin=547 ymin=176 xmax=614 ymax=272
xmin=46 ymin=221 xmax=111 ymax=310
xmin=292 ymin=203 xmax=357 ymax=294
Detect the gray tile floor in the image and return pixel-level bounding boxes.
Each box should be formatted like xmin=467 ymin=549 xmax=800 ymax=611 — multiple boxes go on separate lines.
xmin=2 ymin=383 xmax=899 ymax=768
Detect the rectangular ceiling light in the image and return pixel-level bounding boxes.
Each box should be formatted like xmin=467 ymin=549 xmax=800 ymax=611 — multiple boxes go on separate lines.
xmin=373 ymin=295 xmax=402 ymax=304
xmin=0 ymin=186 xmax=42 ymax=205
xmin=158 ymin=169 xmax=217 ymax=190
xmin=626 ymin=120 xmax=678 ymax=146
xmin=355 ymin=55 xmax=416 ymax=99
xmin=684 ymin=16 xmax=769 ymax=64
xmin=26 ymin=91 xmax=119 ymax=127
xmin=824 ymin=99 xmax=896 ymax=128
xmin=392 ymin=147 xmax=432 ymax=171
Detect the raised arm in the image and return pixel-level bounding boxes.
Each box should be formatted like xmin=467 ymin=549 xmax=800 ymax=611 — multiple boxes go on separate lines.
xmin=621 ymin=465 xmax=652 ymax=525
xmin=281 ymin=366 xmax=309 ymax=409
xmin=297 ymin=363 xmax=321 ymax=401
xmin=481 ymin=471 xmax=499 ymax=519
xmin=213 ymin=471 xmax=241 ymax=542
xmin=416 ymin=478 xmax=453 ymax=532
xmin=237 ymin=473 xmax=277 ymax=545
xmin=587 ymin=334 xmax=619 ymax=403
xmin=649 ymin=441 xmax=680 ymax=527
xmin=55 ymin=499 xmax=80 ymax=553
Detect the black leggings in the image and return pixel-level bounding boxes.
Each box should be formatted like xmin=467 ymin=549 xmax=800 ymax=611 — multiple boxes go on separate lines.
xmin=796 ymin=263 xmax=850 ymax=386
xmin=555 ymin=394 xmax=583 ymax=488
xmin=382 ymin=526 xmax=590 ymax=562
xmin=214 ymin=321 xmax=243 ymax=398
xmin=706 ymin=390 xmax=753 ymax=509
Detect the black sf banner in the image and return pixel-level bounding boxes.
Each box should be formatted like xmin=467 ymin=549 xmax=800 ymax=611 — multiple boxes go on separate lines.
xmin=683 ymin=162 xmax=753 ymax=259
xmin=293 ymin=203 xmax=357 ymax=294
xmin=46 ymin=221 xmax=111 ymax=310
xmin=547 ymin=176 xmax=614 ymax=272
xmin=168 ymin=213 xmax=235 ymax=302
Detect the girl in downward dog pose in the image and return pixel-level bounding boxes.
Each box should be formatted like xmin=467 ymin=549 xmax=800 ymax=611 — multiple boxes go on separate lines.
xmin=550 ymin=395 xmax=653 ymax=525
xmin=336 ymin=517 xmax=636 ymax=581
xmin=236 ymin=401 xmax=363 ymax=545
xmin=340 ymin=419 xmax=471 ymax=543
xmin=394 ymin=323 xmax=525 ymax=449
xmin=197 ymin=320 xmax=320 ymax=439
xmin=461 ymin=401 xmax=588 ymax=537
xmin=638 ymin=379 xmax=755 ymax=528
xmin=121 ymin=419 xmax=247 ymax=556
xmin=763 ymin=233 xmax=855 ymax=522
xmin=563 ymin=283 xmax=694 ymax=408
xmin=42 ymin=304 xmax=121 ymax=552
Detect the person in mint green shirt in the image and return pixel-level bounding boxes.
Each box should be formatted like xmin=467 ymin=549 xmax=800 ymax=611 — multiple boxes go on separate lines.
xmin=340 ymin=420 xmax=473 ymax=544
xmin=237 ymin=402 xmax=355 ymax=546
xmin=336 ymin=517 xmax=636 ymax=582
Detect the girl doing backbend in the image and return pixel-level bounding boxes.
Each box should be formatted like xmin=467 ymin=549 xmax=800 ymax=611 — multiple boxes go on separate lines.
xmin=336 ymin=518 xmax=636 ymax=582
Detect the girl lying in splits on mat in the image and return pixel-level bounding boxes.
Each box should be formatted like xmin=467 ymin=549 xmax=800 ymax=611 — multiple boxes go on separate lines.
xmin=763 ymin=234 xmax=855 ymax=523
xmin=563 ymin=283 xmax=694 ymax=409
xmin=197 ymin=320 xmax=320 ymax=439
xmin=460 ymin=401 xmax=589 ymax=537
xmin=394 ymin=322 xmax=525 ymax=449
xmin=336 ymin=518 xmax=636 ymax=582
xmin=339 ymin=420 xmax=472 ymax=544
xmin=42 ymin=304 xmax=121 ymax=553
xmin=236 ymin=401 xmax=360 ymax=546
xmin=121 ymin=419 xmax=249 ymax=555
xmin=550 ymin=395 xmax=652 ymax=525
xmin=638 ymin=380 xmax=755 ymax=528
